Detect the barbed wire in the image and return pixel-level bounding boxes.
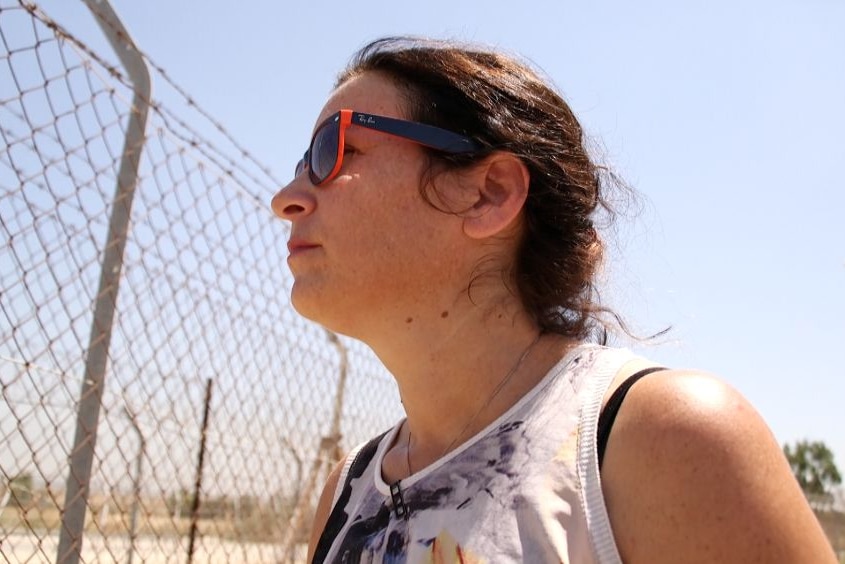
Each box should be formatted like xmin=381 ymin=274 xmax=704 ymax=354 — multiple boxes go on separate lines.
xmin=19 ymin=0 xmax=285 ymax=196
xmin=1 ymin=2 xmax=401 ymax=562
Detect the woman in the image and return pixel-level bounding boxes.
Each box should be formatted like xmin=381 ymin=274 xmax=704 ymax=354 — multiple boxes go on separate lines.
xmin=271 ymin=37 xmax=835 ymax=563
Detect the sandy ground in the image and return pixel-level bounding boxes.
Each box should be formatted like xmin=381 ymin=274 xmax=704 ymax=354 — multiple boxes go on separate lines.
xmin=0 ymin=531 xmax=307 ymax=563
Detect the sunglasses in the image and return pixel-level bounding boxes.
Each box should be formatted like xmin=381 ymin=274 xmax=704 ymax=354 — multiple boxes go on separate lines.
xmin=295 ymin=109 xmax=481 ymax=186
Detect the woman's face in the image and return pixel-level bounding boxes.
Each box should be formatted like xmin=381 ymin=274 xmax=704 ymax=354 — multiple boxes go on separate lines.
xmin=271 ymin=72 xmax=472 ymax=338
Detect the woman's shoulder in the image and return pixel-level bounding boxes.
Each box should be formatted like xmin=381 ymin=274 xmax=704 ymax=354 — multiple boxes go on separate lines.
xmin=600 ymin=369 xmax=836 ymax=563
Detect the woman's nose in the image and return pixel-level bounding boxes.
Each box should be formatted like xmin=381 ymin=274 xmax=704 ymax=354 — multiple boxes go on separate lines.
xmin=271 ymin=177 xmax=316 ymax=221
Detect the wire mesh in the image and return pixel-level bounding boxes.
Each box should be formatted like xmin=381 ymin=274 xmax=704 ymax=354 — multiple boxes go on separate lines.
xmin=0 ymin=1 xmax=402 ymax=562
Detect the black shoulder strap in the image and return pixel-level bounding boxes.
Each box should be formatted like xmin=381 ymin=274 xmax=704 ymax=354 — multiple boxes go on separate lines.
xmin=312 ymin=430 xmax=388 ymax=564
xmin=597 ymin=366 xmax=666 ymax=470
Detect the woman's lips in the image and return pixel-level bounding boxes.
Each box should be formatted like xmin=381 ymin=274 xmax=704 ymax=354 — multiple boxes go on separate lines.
xmin=287 ymin=239 xmax=321 ymax=258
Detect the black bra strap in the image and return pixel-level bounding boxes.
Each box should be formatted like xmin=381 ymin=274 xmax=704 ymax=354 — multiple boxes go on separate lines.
xmin=597 ymin=366 xmax=666 ymax=470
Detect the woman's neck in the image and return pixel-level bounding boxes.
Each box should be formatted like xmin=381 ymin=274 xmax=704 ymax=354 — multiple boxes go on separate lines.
xmin=366 ymin=298 xmax=575 ymax=461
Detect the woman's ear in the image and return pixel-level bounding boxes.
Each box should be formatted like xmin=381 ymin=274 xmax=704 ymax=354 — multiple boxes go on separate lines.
xmin=462 ymin=152 xmax=530 ymax=240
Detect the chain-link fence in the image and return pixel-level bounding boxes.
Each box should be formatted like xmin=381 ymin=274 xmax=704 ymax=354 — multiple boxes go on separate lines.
xmin=0 ymin=1 xmax=402 ymax=561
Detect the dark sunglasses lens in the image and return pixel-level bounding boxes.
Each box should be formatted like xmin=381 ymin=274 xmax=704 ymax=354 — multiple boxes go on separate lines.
xmin=294 ymin=156 xmax=305 ymax=177
xmin=309 ymin=119 xmax=339 ymax=184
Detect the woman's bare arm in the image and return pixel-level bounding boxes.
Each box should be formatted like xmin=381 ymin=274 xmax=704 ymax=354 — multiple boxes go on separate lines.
xmin=601 ymin=370 xmax=836 ymax=563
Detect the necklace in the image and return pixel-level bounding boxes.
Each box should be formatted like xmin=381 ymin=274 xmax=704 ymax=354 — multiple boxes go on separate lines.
xmin=392 ymin=332 xmax=543 ymax=519
xmin=438 ymin=331 xmax=542 ymax=459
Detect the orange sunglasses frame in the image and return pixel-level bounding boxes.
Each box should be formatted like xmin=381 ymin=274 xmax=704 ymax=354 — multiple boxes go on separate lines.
xmin=296 ymin=109 xmax=481 ymax=186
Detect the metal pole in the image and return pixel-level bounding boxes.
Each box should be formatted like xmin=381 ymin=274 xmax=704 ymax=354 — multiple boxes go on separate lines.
xmin=325 ymin=330 xmax=349 ymax=458
xmin=281 ymin=438 xmax=304 ymax=516
xmin=57 ymin=2 xmax=150 ymax=563
xmin=279 ymin=438 xmax=304 ymax=563
xmin=124 ymin=406 xmax=145 ymax=564
xmin=187 ymin=379 xmax=213 ymax=564
xmin=279 ymin=331 xmax=349 ymax=559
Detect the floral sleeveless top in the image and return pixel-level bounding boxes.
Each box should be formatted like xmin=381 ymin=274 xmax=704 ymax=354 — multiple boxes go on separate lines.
xmin=321 ymin=345 xmax=639 ymax=563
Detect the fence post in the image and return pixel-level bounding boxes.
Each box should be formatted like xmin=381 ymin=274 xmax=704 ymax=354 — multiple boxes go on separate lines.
xmin=187 ymin=378 xmax=214 ymax=564
xmin=279 ymin=330 xmax=349 ymax=560
xmin=56 ymin=1 xmax=151 ymax=562
xmin=124 ymin=406 xmax=146 ymax=564
xmin=279 ymin=438 xmax=304 ymax=563
xmin=325 ymin=331 xmax=349 ymax=451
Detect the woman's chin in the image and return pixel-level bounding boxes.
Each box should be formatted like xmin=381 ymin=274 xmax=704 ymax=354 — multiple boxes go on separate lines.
xmin=290 ymin=283 xmax=323 ymax=320
xmin=291 ymin=285 xmax=351 ymax=334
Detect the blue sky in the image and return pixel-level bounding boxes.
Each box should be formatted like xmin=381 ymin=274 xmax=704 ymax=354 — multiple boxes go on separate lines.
xmin=53 ymin=0 xmax=844 ymax=465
